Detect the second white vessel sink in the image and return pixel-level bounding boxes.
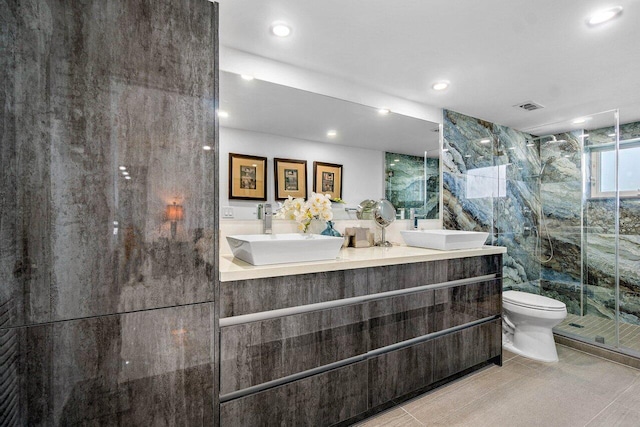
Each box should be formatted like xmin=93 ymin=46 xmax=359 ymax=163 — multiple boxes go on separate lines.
xmin=226 ymin=233 xmax=344 ymax=266
xmin=400 ymin=229 xmax=489 ymax=250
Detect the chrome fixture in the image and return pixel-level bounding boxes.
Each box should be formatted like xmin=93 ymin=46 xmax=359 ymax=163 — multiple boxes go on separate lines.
xmin=262 ymin=203 xmax=272 ymax=234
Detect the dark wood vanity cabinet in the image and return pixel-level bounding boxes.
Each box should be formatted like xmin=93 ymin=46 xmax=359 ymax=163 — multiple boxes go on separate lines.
xmin=219 ymin=254 xmax=502 ymax=426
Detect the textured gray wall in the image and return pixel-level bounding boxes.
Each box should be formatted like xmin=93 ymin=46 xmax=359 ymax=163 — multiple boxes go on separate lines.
xmin=0 ymin=0 xmax=219 ymax=424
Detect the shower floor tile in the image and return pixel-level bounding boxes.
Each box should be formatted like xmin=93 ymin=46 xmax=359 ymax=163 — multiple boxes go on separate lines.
xmin=557 ymin=313 xmax=640 ymax=354
xmin=356 ymin=345 xmax=640 ymax=427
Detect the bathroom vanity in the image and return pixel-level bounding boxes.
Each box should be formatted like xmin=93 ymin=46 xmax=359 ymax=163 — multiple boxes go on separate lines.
xmin=218 ymin=245 xmax=505 ymax=426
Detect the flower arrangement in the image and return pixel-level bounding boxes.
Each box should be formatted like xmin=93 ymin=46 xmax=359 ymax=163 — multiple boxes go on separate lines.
xmin=275 ymin=192 xmax=334 ymax=232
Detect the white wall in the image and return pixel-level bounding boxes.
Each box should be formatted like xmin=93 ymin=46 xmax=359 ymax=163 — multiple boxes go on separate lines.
xmin=220 ymin=127 xmax=384 ymax=219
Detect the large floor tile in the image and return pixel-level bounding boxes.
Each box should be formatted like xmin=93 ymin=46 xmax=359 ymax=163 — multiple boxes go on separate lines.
xmin=586 ymin=402 xmax=640 ymax=427
xmin=355 ymin=407 xmax=423 ymax=427
xmin=432 ymin=374 xmax=612 ymax=427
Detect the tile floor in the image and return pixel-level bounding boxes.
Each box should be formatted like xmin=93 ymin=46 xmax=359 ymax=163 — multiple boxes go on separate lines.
xmin=355 ymin=345 xmax=640 ymax=426
xmin=558 ymin=313 xmax=640 ymax=354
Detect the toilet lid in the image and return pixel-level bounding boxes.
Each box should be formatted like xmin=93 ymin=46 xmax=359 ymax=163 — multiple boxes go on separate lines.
xmin=503 ymin=290 xmax=566 ymax=311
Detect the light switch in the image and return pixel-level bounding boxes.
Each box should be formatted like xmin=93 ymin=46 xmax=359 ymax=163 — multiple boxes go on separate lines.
xmin=222 ymin=207 xmax=234 ymax=218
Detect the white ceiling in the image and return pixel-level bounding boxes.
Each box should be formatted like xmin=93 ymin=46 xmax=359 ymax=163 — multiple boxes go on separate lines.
xmin=217 ymin=0 xmax=640 ymax=135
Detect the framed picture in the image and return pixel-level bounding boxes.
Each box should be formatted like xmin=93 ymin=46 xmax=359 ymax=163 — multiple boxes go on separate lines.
xmin=313 ymin=161 xmax=343 ymax=200
xmin=229 ymin=153 xmax=267 ymax=200
xmin=274 ymin=158 xmax=307 ymax=200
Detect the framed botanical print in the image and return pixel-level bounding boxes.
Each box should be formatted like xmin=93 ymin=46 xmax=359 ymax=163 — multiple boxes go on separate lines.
xmin=274 ymin=158 xmax=307 ymax=200
xmin=313 ymin=161 xmax=343 ymax=200
xmin=229 ymin=153 xmax=267 ymax=200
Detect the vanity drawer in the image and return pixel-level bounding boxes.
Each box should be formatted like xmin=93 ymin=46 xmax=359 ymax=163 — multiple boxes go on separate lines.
xmin=434 ymin=279 xmax=501 ymax=331
xmin=220 ymin=361 xmax=368 ymax=427
xmin=447 ymin=254 xmax=502 ymax=281
xmin=367 ymin=260 xmax=447 ymax=293
xmin=220 ymin=268 xmax=368 ymax=317
xmin=220 ymin=303 xmax=367 ymax=395
xmin=433 ymin=319 xmax=502 ymax=383
xmin=369 ymin=319 xmax=501 ymax=407
xmin=367 ymin=289 xmax=435 ymax=350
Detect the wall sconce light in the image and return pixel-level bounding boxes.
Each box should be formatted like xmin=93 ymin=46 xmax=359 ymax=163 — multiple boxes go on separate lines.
xmin=166 ymin=202 xmax=184 ymax=239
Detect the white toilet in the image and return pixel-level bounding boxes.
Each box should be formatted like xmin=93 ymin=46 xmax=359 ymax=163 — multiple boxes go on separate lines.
xmin=502 ymin=290 xmax=567 ymax=362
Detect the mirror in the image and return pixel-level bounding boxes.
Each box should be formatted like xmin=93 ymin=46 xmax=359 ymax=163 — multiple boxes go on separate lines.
xmin=219 ymin=70 xmax=441 ymax=220
xmin=373 ymin=199 xmax=396 ymax=247
xmin=356 ymin=199 xmax=376 ymax=220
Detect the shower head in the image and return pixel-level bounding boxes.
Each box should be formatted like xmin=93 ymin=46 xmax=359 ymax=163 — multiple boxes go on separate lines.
xmin=544 ymin=135 xmax=567 ymax=144
xmin=527 ymin=134 xmax=567 ymax=145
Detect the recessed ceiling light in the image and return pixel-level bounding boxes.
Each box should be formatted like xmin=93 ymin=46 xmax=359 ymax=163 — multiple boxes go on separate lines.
xmin=526 ymin=143 xmax=535 ymax=147
xmin=378 ymin=108 xmax=390 ymax=115
xmin=122 ymin=171 xmax=129 ymax=176
xmin=327 ymin=130 xmax=337 ymax=137
xmin=125 ymin=176 xmax=131 ymax=180
xmin=607 ymin=133 xmax=616 ymax=137
xmin=480 ymin=138 xmax=491 ymax=144
xmin=432 ymin=81 xmax=449 ymax=91
xmin=442 ymin=148 xmax=449 ymax=152
xmin=203 ymin=145 xmax=212 ymax=151
xmin=508 ymin=147 xmax=516 ymax=150
xmin=587 ymin=6 xmax=623 ymax=26
xmin=217 ymin=110 xmax=229 ymax=118
xmin=270 ymin=22 xmax=292 ymax=37
xmin=579 ymin=133 xmax=590 ymax=138
xmin=464 ymin=154 xmax=471 ymax=158
xmin=572 ymin=117 xmax=590 ymax=124
xmin=119 ymin=166 xmax=126 ymax=171
xmin=394 ymin=158 xmax=400 ymax=162
xmin=240 ymin=74 xmax=255 ymax=81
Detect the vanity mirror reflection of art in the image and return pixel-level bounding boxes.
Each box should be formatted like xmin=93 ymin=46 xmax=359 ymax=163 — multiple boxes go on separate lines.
xmin=229 ymin=153 xmax=267 ymax=200
xmin=385 ymin=152 xmax=440 ymax=219
xmin=274 ymin=158 xmax=307 ymax=200
xmin=313 ymin=161 xmax=342 ymax=200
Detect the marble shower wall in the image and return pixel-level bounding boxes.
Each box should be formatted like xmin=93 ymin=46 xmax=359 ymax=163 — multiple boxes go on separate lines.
xmin=385 ymin=152 xmax=440 ymax=219
xmin=443 ymin=110 xmax=640 ymax=325
xmin=0 ymin=1 xmax=218 ymax=425
xmin=538 ymin=131 xmax=584 ymax=315
xmin=442 ymin=110 xmax=540 ymax=291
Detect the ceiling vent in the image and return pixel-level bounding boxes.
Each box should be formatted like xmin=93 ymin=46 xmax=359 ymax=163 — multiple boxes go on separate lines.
xmin=514 ymin=101 xmax=545 ymax=112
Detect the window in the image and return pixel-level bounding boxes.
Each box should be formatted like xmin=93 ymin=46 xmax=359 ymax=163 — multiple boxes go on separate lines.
xmin=590 ymin=143 xmax=640 ymax=198
xmin=466 ymin=165 xmax=507 ymax=199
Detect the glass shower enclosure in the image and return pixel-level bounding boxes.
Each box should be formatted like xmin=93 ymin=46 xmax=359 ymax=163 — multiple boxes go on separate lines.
xmin=535 ymin=110 xmax=640 ymax=357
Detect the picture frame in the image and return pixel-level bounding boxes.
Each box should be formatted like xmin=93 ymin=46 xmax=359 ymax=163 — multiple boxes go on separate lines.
xmin=274 ymin=158 xmax=307 ymax=200
xmin=229 ymin=153 xmax=267 ymax=200
xmin=313 ymin=161 xmax=343 ymax=200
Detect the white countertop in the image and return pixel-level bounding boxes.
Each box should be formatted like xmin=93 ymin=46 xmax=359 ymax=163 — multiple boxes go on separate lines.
xmin=220 ymin=245 xmax=507 ymax=282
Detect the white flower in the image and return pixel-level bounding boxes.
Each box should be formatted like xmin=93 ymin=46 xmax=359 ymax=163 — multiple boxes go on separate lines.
xmin=320 ymin=210 xmax=333 ymax=221
xmin=273 ymin=192 xmax=338 ymax=232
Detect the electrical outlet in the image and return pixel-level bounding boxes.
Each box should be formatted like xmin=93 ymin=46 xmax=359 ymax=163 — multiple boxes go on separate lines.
xmin=222 ymin=207 xmax=234 ymax=218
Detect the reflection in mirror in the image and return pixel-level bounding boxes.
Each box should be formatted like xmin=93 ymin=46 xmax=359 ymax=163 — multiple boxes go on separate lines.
xmin=219 ymin=71 xmax=441 ymax=220
xmin=385 ymin=152 xmax=440 ymax=219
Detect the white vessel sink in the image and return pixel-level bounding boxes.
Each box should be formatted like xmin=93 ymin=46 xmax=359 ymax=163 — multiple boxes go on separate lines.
xmin=400 ymin=230 xmax=489 ymax=250
xmin=226 ymin=233 xmax=344 ymax=266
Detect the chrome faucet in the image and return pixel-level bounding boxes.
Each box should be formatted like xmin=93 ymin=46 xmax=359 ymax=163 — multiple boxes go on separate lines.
xmin=263 ymin=203 xmax=273 ymax=234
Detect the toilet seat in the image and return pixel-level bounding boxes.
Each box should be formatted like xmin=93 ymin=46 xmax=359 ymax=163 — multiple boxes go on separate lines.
xmin=503 ymin=290 xmax=566 ymax=312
